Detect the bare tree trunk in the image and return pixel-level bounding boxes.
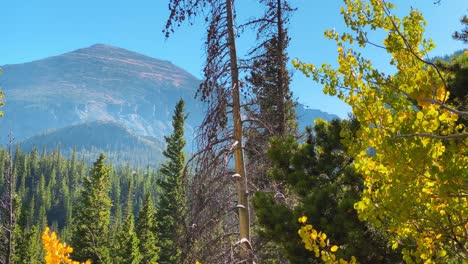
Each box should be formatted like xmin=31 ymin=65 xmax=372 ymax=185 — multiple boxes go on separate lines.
xmin=276 ymin=0 xmax=286 ymax=137
xmin=225 ymin=0 xmax=252 ymax=261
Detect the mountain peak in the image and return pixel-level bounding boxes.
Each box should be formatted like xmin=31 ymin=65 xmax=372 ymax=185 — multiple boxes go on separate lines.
xmin=0 ymin=44 xmax=203 ymax=143
xmin=70 ymin=43 xmax=150 ymax=59
xmin=89 ymin=43 xmax=116 ymax=49
xmin=77 ymin=43 xmax=140 ymax=53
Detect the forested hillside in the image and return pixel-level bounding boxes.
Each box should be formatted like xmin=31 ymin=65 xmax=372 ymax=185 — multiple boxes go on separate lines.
xmin=0 ymin=0 xmax=466 ymax=264
xmin=19 ymin=121 xmax=165 ymax=167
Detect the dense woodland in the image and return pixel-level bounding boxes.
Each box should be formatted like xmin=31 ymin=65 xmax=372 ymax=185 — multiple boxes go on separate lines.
xmin=1 ymin=0 xmax=467 ymax=263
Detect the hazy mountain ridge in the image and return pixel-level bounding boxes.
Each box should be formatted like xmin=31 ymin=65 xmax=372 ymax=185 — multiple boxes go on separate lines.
xmin=0 ymin=44 xmax=338 ymax=166
xmin=19 ymin=120 xmax=165 ymax=166
xmin=0 ymin=44 xmax=203 ymax=143
xmin=296 ymin=104 xmax=339 ymax=132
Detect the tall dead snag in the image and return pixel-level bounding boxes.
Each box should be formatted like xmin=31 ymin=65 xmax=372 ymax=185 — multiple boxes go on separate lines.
xmin=165 ymin=0 xmax=253 ymax=262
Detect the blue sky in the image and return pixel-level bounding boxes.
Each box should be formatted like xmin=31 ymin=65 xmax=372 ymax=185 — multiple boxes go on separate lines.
xmin=1 ymin=0 xmax=466 ymax=118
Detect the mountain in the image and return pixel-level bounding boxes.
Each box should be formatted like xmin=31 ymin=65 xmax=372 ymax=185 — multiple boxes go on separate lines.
xmin=0 ymin=44 xmax=339 ymax=166
xmin=20 ymin=120 xmax=165 ymax=165
xmin=296 ymin=104 xmax=340 ymax=132
xmin=0 ymin=44 xmax=203 ymax=144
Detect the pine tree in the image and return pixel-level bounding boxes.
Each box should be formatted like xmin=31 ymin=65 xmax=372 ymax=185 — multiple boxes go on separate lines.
xmin=253 ymin=119 xmax=402 ymax=263
xmin=0 ymin=133 xmax=17 ymax=264
xmin=112 ymin=210 xmax=141 ymax=263
xmin=157 ymin=99 xmax=187 ymax=263
xmin=453 ymin=15 xmax=467 ymax=43
xmin=12 ymin=226 xmax=41 ymax=264
xmin=245 ymin=0 xmax=296 ymax=196
xmin=70 ymin=153 xmax=111 ymax=263
xmin=137 ymin=193 xmax=160 ymax=264
xmin=244 ymin=2 xmax=296 ymax=261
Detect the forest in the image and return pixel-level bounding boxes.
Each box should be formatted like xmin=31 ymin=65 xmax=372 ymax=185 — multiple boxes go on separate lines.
xmin=0 ymin=0 xmax=467 ymax=263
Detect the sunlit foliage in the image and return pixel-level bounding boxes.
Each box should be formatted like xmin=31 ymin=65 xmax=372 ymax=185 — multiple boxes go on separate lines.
xmin=294 ymin=0 xmax=467 ymax=262
xmin=298 ymin=216 xmax=357 ymax=264
xmin=42 ymin=227 xmax=91 ymax=264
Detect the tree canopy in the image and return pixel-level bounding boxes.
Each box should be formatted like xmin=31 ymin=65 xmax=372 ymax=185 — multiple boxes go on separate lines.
xmin=293 ymin=0 xmax=467 ymax=262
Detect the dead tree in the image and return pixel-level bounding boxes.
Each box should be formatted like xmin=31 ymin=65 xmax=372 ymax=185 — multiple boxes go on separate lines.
xmin=165 ymin=0 xmax=253 ymax=262
xmin=241 ymin=1 xmax=297 ymax=262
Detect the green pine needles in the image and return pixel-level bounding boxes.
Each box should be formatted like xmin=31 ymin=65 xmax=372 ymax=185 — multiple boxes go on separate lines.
xmin=157 ymin=99 xmax=187 ymax=264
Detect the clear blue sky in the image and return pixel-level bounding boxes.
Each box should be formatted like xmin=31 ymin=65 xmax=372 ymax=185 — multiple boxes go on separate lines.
xmin=1 ymin=0 xmax=466 ymax=118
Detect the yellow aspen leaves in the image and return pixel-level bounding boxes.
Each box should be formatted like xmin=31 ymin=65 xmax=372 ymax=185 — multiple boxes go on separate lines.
xmin=298 ymin=217 xmax=356 ymax=264
xmin=330 ymin=245 xmax=339 ymax=252
xmin=42 ymin=227 xmax=91 ymax=264
xmin=294 ymin=0 xmax=467 ymax=262
xmin=298 ymin=216 xmax=308 ymax=224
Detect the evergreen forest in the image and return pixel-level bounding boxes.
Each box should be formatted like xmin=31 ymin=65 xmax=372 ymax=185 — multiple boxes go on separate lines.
xmin=0 ymin=0 xmax=467 ymax=263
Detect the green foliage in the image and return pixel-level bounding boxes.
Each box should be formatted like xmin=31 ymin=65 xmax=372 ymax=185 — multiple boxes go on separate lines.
xmin=293 ymin=0 xmax=467 ymax=261
xmin=137 ymin=193 xmax=160 ymax=263
xmin=254 ymin=119 xmax=401 ymax=263
xmin=157 ymin=99 xmax=187 ymax=263
xmin=20 ymin=121 xmax=165 ymax=168
xmin=112 ymin=177 xmax=142 ymax=264
xmin=0 ymin=144 xmax=161 ymax=261
xmin=71 ymin=154 xmax=112 ymax=263
xmin=246 ymin=36 xmax=297 ymax=189
xmin=112 ymin=213 xmax=142 ymax=264
xmin=13 ymin=226 xmax=41 ymax=264
xmin=436 ymin=51 xmax=468 ymax=126
xmin=453 ymin=15 xmax=467 ymax=43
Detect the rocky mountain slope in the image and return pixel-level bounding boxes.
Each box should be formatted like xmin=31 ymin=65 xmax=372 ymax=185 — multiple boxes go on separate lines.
xmin=0 ymin=44 xmax=338 ymax=165
xmin=0 ymin=44 xmax=203 ymax=143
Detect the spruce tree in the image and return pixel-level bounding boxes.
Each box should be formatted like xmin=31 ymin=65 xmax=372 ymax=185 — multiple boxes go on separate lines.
xmin=245 ymin=2 xmax=296 ymax=261
xmin=137 ymin=193 xmax=160 ymax=263
xmin=12 ymin=226 xmax=41 ymax=264
xmin=157 ymin=99 xmax=187 ymax=263
xmin=71 ymin=153 xmax=111 ymax=263
xmin=253 ymin=119 xmax=402 ymax=263
xmin=112 ymin=178 xmax=141 ymax=263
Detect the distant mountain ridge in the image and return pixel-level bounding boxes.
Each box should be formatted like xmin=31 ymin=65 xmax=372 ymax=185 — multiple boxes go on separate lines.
xmin=296 ymin=104 xmax=339 ymax=132
xmin=0 ymin=44 xmax=203 ymax=143
xmin=19 ymin=120 xmax=165 ymax=166
xmin=0 ymin=44 xmax=338 ymax=165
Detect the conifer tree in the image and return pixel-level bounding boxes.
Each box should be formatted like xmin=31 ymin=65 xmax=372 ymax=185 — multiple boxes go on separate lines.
xmin=253 ymin=119 xmax=401 ymax=263
xmin=112 ymin=195 xmax=141 ymax=264
xmin=245 ymin=0 xmax=296 ymax=196
xmin=157 ymin=99 xmax=187 ymax=263
xmin=0 ymin=133 xmax=17 ymax=264
xmin=453 ymin=15 xmax=467 ymax=43
xmin=12 ymin=226 xmax=41 ymax=264
xmin=70 ymin=153 xmax=111 ymax=263
xmin=137 ymin=193 xmax=160 ymax=264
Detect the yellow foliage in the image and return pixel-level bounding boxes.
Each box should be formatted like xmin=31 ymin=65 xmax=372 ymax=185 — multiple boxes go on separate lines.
xmin=42 ymin=227 xmax=91 ymax=264
xmin=298 ymin=217 xmax=356 ymax=264
xmin=293 ymin=0 xmax=467 ymax=262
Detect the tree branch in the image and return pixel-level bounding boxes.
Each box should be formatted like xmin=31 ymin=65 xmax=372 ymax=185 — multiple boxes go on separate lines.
xmin=396 ymin=133 xmax=468 ymax=139
xmin=421 ymin=99 xmax=468 ymax=117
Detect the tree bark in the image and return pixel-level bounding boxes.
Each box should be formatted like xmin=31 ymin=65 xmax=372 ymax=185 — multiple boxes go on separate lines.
xmin=226 ymin=0 xmax=252 ymax=261
xmin=276 ymin=0 xmax=286 ymax=137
